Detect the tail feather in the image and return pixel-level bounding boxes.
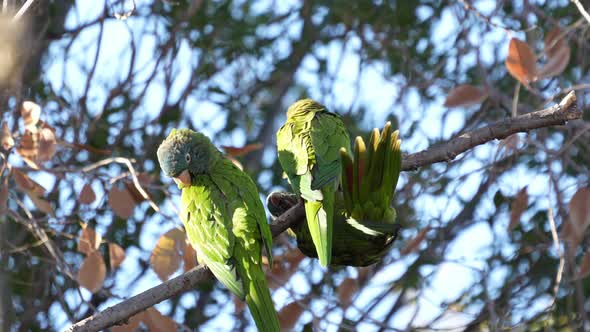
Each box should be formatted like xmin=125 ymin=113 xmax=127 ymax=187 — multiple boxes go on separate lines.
xmin=246 ymin=278 xmax=280 ymax=332
xmin=304 ymin=188 xmax=334 ymax=266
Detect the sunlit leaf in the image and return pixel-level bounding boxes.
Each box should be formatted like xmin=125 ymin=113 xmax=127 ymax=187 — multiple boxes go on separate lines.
xmin=337 ymin=278 xmax=358 ymax=309
xmin=443 ymin=84 xmax=488 ymax=108
xmin=278 ymin=301 xmax=304 ymax=331
xmin=183 ymin=242 xmax=197 ymax=272
xmin=77 ymin=224 xmax=102 ymax=255
xmin=37 ymin=127 xmax=56 ymax=161
xmin=222 ymin=143 xmax=263 ymax=157
xmin=79 ymin=183 xmax=96 ymax=205
xmin=77 ymin=250 xmax=106 ymax=293
xmin=109 ymin=243 xmax=126 ymax=269
xmin=577 ymin=251 xmax=590 ymax=279
xmin=143 ymin=307 xmax=177 ymax=331
xmin=21 ymin=101 xmax=41 ymax=132
xmin=111 ymin=311 xmax=144 ymax=332
xmin=401 ymin=226 xmax=430 ymax=255
xmin=108 ymin=185 xmax=136 ymax=219
xmin=150 ymin=228 xmax=186 ymax=281
xmin=508 ymin=187 xmax=528 ymax=232
xmin=12 ymin=168 xmax=45 ymax=196
xmin=1 ymin=122 xmax=14 ymax=150
xmin=505 ymin=38 xmax=537 ymax=87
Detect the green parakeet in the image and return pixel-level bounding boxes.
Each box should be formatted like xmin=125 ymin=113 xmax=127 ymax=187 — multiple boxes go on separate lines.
xmin=157 ymin=129 xmax=279 ymax=332
xmin=276 ymin=99 xmax=351 ymax=266
xmin=269 ymin=122 xmax=402 ymax=266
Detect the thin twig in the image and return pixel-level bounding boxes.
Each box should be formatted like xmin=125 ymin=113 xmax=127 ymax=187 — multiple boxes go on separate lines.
xmin=547 ymin=204 xmax=564 ymax=307
xmin=572 ymin=0 xmax=590 ymax=25
xmin=12 ymin=0 xmax=34 ymax=20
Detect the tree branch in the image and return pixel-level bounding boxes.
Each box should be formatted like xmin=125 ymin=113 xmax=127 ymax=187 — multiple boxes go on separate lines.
xmin=66 ymin=91 xmax=581 ymax=332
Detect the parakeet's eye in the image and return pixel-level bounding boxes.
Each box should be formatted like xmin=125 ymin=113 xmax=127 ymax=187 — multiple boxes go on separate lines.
xmin=185 ymin=153 xmax=191 ymax=162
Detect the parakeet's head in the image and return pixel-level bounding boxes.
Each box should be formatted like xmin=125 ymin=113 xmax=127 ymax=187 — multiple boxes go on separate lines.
xmin=157 ymin=128 xmax=219 ymax=186
xmin=286 ymin=99 xmax=326 ymax=119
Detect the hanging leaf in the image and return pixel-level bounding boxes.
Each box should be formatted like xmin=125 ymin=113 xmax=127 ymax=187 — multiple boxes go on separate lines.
xmin=1 ymin=122 xmax=14 ymax=150
xmin=21 ymin=101 xmax=41 ymax=132
xmin=143 ymin=307 xmax=177 ymax=331
xmin=123 ymin=180 xmax=148 ymax=204
xmin=278 ymin=301 xmax=304 ymax=331
xmin=568 ymin=187 xmax=590 ymax=231
xmin=443 ymin=85 xmax=488 ymax=108
xmin=16 ymin=130 xmax=40 ymax=169
xmin=109 ymin=243 xmax=126 ymax=269
xmin=337 ymin=278 xmax=358 ymax=309
xmin=505 ymin=38 xmax=537 ymax=87
xmin=12 ymin=168 xmax=45 ymax=196
xmin=222 ymin=143 xmax=263 ymax=157
xmin=26 ymin=192 xmax=54 ymax=216
xmin=150 ymin=228 xmax=186 ymax=281
xmin=577 ymin=251 xmax=590 ymax=279
xmin=508 ymin=187 xmax=528 ymax=231
xmin=401 ymin=226 xmax=430 ymax=255
xmin=77 ymin=224 xmax=102 ymax=255
xmin=77 ymin=250 xmax=107 ymax=293
xmin=111 ymin=311 xmax=144 ymax=332
xmin=108 ymin=185 xmax=136 ymax=219
xmin=538 ymin=27 xmax=570 ymax=79
xmin=79 ymin=183 xmax=96 ymax=205
xmin=183 ymin=242 xmax=198 ymax=272
xmin=36 ymin=127 xmax=56 ymax=161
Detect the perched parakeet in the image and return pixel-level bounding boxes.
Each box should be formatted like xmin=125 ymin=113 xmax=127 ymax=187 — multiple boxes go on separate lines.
xmin=269 ymin=122 xmax=402 ymax=266
xmin=157 ymin=129 xmax=280 ymax=332
xmin=276 ymin=99 xmax=351 ymax=266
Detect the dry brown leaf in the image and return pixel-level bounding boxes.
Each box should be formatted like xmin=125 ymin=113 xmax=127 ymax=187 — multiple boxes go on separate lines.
xmin=111 ymin=311 xmax=144 ymax=332
xmin=401 ymin=226 xmax=430 ymax=255
xmin=222 ymin=143 xmax=263 ymax=157
xmin=108 ymin=185 xmax=136 ymax=219
xmin=443 ymin=84 xmax=488 ymax=108
xmin=577 ymin=251 xmax=590 ymax=279
xmin=26 ymin=192 xmax=54 ymax=216
xmin=12 ymin=168 xmax=45 ymax=196
xmin=150 ymin=228 xmax=186 ymax=281
xmin=1 ymin=122 xmax=14 ymax=150
xmin=77 ymin=250 xmax=106 ymax=293
xmin=79 ymin=183 xmax=96 ymax=205
xmin=21 ymin=101 xmax=41 ymax=132
xmin=337 ymin=278 xmax=358 ymax=309
xmin=183 ymin=242 xmax=197 ymax=272
xmin=544 ymin=27 xmax=568 ymax=58
xmin=123 ymin=180 xmax=147 ymax=204
xmin=143 ymin=307 xmax=177 ymax=332
xmin=16 ymin=130 xmax=40 ymax=169
xmin=0 ymin=183 xmax=8 ymax=213
xmin=538 ymin=27 xmax=570 ymax=79
xmin=37 ymin=127 xmax=56 ymax=161
xmin=278 ymin=301 xmax=304 ymax=331
xmin=568 ymin=187 xmax=590 ymax=232
xmin=109 ymin=243 xmax=126 ymax=269
xmin=78 ymin=224 xmax=102 ymax=255
xmin=505 ymin=38 xmax=537 ymax=87
xmin=233 ymin=295 xmax=246 ymax=314
xmin=508 ymin=187 xmax=528 ymax=231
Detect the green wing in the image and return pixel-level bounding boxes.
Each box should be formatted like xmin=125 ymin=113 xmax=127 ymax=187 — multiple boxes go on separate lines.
xmin=181 ymin=180 xmax=245 ymax=299
xmin=310 ymin=111 xmax=351 ymax=189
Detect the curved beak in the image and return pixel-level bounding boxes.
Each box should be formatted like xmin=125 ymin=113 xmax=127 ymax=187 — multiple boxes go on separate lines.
xmin=173 ymin=169 xmax=192 ymax=187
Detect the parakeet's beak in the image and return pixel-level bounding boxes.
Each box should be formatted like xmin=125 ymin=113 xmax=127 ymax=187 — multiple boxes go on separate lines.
xmin=173 ymin=169 xmax=192 ymax=186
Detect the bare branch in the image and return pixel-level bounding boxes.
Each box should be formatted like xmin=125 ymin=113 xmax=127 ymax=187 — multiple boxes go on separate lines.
xmin=66 ymin=91 xmax=582 ymax=332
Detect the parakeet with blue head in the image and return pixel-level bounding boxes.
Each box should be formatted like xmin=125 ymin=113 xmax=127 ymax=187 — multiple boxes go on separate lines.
xmin=157 ymin=128 xmax=279 ymax=332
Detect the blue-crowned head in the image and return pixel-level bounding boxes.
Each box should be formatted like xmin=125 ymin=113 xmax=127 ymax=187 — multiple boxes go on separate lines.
xmin=157 ymin=128 xmax=219 ymax=186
